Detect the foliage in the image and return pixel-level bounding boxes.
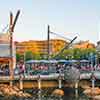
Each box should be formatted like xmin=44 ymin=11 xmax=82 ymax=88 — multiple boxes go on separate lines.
xmin=16 ymin=48 xmax=96 ymax=60
xmin=32 ymin=52 xmax=41 ymax=60
xmin=25 ymin=51 xmax=34 ymax=61
xmin=51 ymin=48 xmax=96 ymax=60
xmin=63 ymin=49 xmax=73 ymax=59
xmin=16 ymin=53 xmax=22 ymax=62
xmin=72 ymin=48 xmax=81 ymax=59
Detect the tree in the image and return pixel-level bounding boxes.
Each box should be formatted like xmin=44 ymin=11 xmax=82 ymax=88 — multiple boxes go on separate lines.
xmin=72 ymin=48 xmax=81 ymax=60
xmin=33 ymin=52 xmax=41 ymax=60
xmin=16 ymin=53 xmax=22 ymax=62
xmin=63 ymin=49 xmax=73 ymax=60
xmin=25 ymin=51 xmax=33 ymax=61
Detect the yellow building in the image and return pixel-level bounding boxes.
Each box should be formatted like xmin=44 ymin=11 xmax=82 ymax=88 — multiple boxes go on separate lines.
xmin=15 ymin=39 xmax=95 ymax=56
xmin=15 ymin=39 xmax=67 ymax=55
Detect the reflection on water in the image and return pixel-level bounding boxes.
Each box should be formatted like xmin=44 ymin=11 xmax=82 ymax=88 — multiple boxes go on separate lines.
xmin=0 ymin=87 xmax=89 ymax=100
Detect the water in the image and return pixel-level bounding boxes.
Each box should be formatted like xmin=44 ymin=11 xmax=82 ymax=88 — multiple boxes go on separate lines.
xmin=0 ymin=87 xmax=89 ymax=100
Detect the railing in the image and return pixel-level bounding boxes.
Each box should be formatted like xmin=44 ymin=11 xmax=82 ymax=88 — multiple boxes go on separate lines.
xmin=0 ymin=70 xmax=100 ymax=81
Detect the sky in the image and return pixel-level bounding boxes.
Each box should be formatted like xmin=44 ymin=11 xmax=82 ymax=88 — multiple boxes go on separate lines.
xmin=0 ymin=0 xmax=100 ymax=44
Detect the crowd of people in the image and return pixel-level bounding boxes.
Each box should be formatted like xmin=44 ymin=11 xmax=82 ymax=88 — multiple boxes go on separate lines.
xmin=0 ymin=64 xmax=9 ymax=76
xmin=1 ymin=61 xmax=100 ymax=76
xmin=14 ymin=62 xmax=66 ymax=76
xmin=14 ymin=62 xmax=25 ymax=75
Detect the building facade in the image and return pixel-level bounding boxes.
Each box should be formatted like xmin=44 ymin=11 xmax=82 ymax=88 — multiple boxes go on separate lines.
xmin=73 ymin=40 xmax=95 ymax=49
xmin=15 ymin=39 xmax=95 ymax=56
xmin=15 ymin=39 xmax=67 ymax=55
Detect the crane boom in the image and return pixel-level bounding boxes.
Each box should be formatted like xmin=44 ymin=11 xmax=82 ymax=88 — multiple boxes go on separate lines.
xmin=52 ymin=36 xmax=77 ymax=59
xmin=9 ymin=10 xmax=20 ymax=83
xmin=50 ymin=32 xmax=72 ymax=41
xmin=11 ymin=10 xmax=20 ymax=32
xmin=10 ymin=12 xmax=13 ymax=30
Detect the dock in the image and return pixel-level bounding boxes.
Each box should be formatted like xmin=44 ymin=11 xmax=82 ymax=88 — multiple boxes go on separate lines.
xmin=0 ymin=71 xmax=99 ymax=89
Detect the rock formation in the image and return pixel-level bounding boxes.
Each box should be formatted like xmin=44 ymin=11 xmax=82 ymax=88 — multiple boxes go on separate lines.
xmin=0 ymin=84 xmax=32 ymax=98
xmin=83 ymin=87 xmax=100 ymax=99
xmin=52 ymin=89 xmax=64 ymax=96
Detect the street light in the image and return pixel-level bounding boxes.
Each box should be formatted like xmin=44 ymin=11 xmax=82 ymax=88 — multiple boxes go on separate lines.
xmin=96 ymin=50 xmax=100 ymax=65
xmin=89 ymin=52 xmax=96 ymax=94
xmin=96 ymin=41 xmax=100 ymax=64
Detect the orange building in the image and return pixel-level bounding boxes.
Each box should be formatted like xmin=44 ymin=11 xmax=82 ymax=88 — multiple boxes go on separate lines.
xmin=73 ymin=41 xmax=95 ymax=49
xmin=15 ymin=39 xmax=67 ymax=55
xmin=15 ymin=39 xmax=95 ymax=55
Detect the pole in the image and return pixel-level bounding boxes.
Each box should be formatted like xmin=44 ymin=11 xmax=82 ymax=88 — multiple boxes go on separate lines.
xmin=95 ymin=54 xmax=97 ymax=70
xmin=38 ymin=89 xmax=41 ymax=100
xmin=75 ymin=80 xmax=79 ymax=98
xmin=19 ymin=78 xmax=23 ymax=91
xmin=58 ymin=70 xmax=62 ymax=88
xmin=9 ymin=10 xmax=20 ymax=86
xmin=90 ymin=53 xmax=95 ymax=95
xmin=38 ymin=75 xmax=41 ymax=90
xmin=9 ymin=12 xmax=14 ymax=86
xmin=24 ymin=49 xmax=26 ymax=67
xmin=47 ymin=25 xmax=50 ymax=60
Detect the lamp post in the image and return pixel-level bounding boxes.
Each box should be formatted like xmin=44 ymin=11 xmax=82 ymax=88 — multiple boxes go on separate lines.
xmin=96 ymin=41 xmax=100 ymax=65
xmin=96 ymin=50 xmax=100 ymax=65
xmin=90 ymin=52 xmax=95 ymax=95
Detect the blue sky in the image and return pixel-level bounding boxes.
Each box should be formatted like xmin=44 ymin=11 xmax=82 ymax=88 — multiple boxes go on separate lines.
xmin=0 ymin=0 xmax=100 ymax=44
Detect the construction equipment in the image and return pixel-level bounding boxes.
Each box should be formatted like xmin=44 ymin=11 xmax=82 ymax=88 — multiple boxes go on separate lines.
xmin=9 ymin=10 xmax=20 ymax=83
xmin=47 ymin=25 xmax=77 ymax=59
xmin=52 ymin=36 xmax=77 ymax=59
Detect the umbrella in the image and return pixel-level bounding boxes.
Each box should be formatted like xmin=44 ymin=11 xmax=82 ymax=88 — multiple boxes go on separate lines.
xmin=48 ymin=60 xmax=58 ymax=63
xmin=26 ymin=60 xmax=40 ymax=64
xmin=39 ymin=60 xmax=49 ymax=63
xmin=68 ymin=60 xmax=78 ymax=63
xmin=58 ymin=60 xmax=69 ymax=64
xmin=80 ymin=59 xmax=89 ymax=63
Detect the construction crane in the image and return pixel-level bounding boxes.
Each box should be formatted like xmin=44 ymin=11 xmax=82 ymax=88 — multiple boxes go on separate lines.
xmin=52 ymin=36 xmax=77 ymax=59
xmin=47 ymin=25 xmax=77 ymax=59
xmin=9 ymin=10 xmax=20 ymax=83
xmin=50 ymin=31 xmax=72 ymax=41
xmin=0 ymin=10 xmax=20 ymax=34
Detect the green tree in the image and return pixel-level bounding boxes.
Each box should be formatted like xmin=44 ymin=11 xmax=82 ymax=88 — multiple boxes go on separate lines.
xmin=33 ymin=52 xmax=41 ymax=60
xmin=63 ymin=49 xmax=73 ymax=60
xmin=80 ymin=48 xmax=96 ymax=60
xmin=25 ymin=51 xmax=33 ymax=61
xmin=73 ymin=48 xmax=81 ymax=60
xmin=16 ymin=53 xmax=22 ymax=62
